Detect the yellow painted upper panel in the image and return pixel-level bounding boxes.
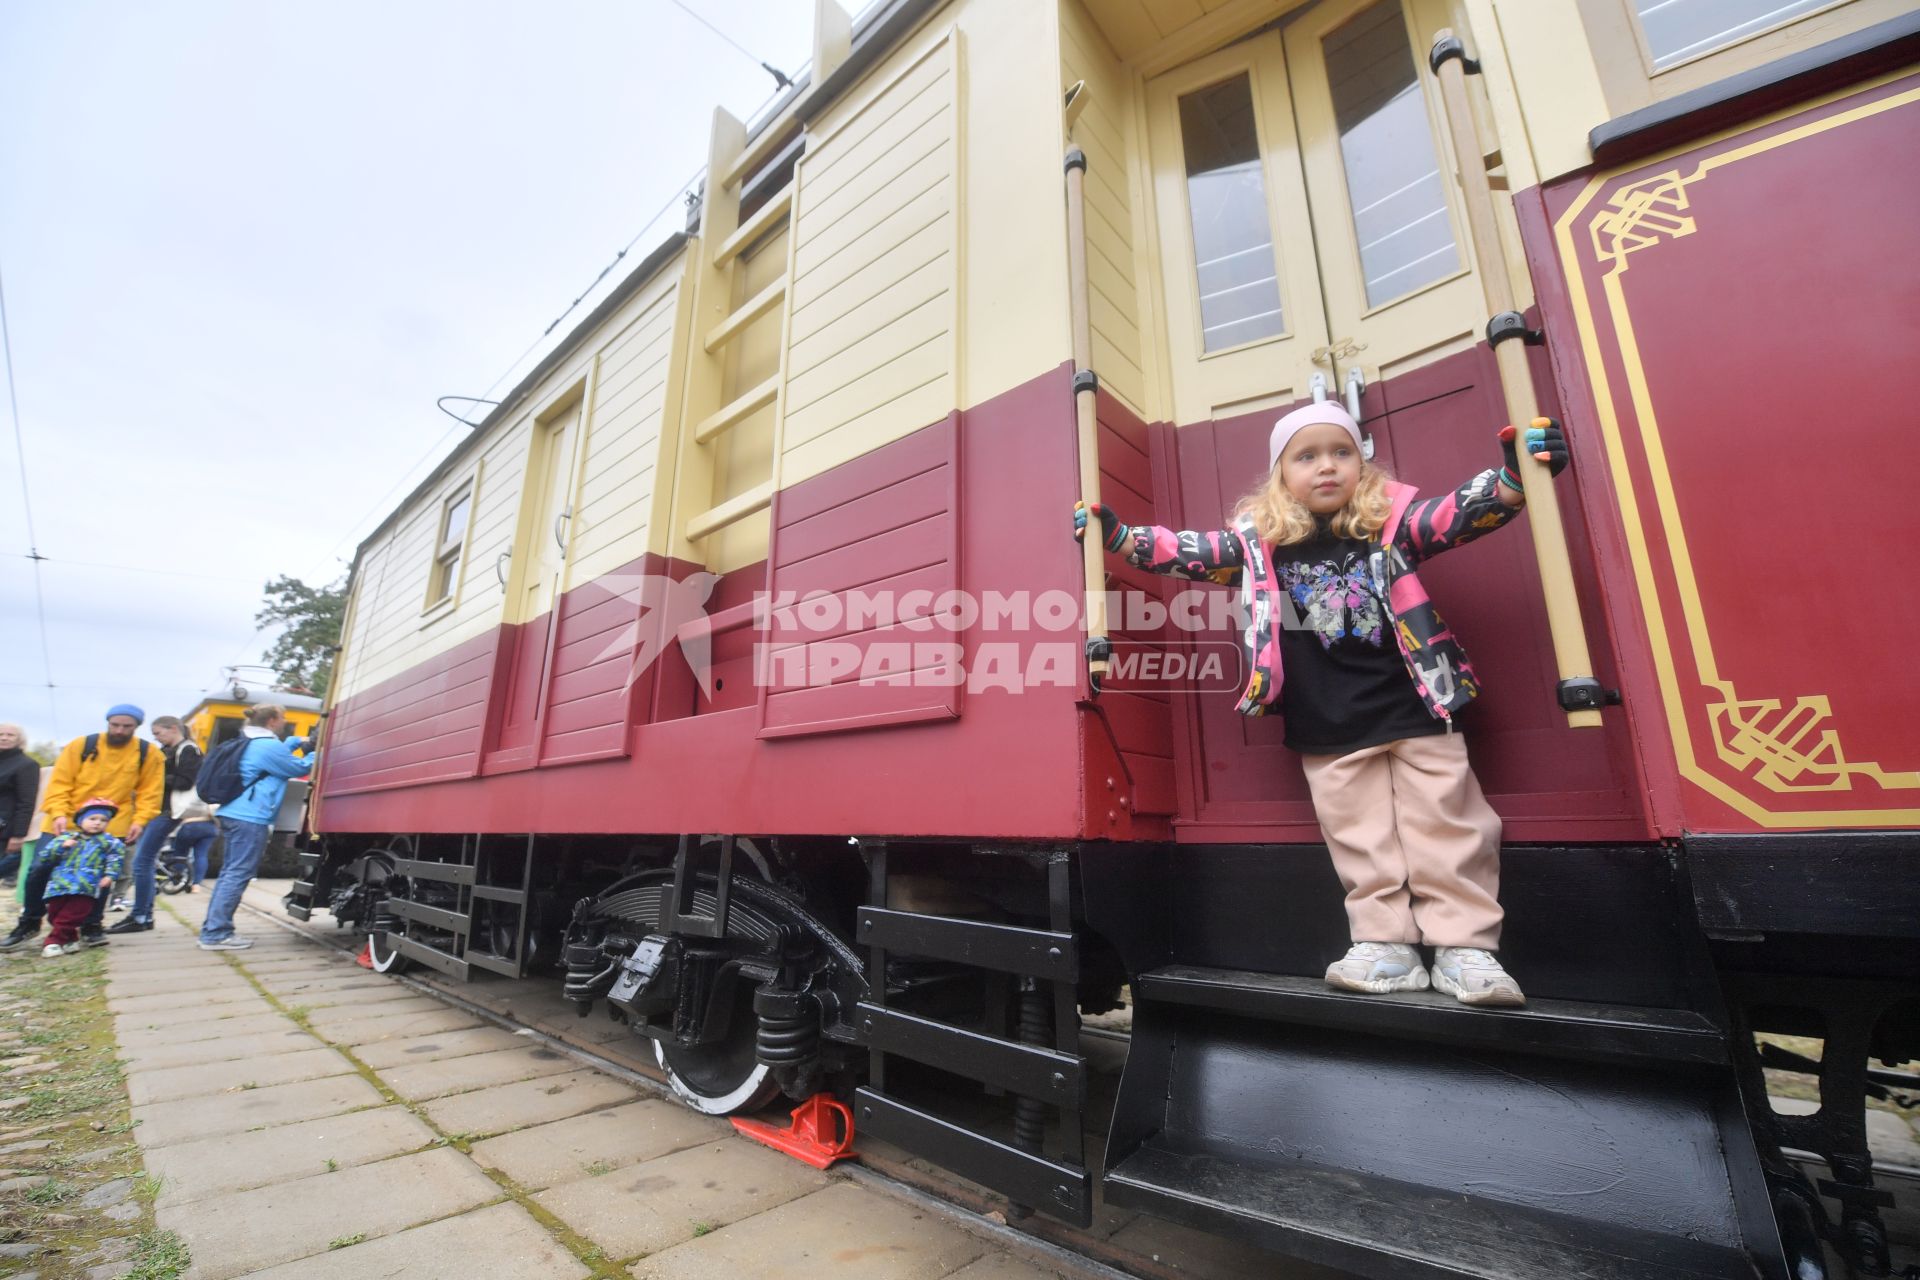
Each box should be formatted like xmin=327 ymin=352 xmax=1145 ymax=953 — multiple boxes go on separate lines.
xmin=332 ymin=254 xmax=687 ymax=704
xmin=570 ymin=274 xmax=685 ymax=583
xmin=781 ymin=32 xmax=960 ymax=487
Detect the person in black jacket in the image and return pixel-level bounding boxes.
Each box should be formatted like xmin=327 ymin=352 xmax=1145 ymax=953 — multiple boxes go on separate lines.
xmin=0 ymin=723 xmax=42 ymax=886
xmin=105 ymin=716 xmax=202 ymax=933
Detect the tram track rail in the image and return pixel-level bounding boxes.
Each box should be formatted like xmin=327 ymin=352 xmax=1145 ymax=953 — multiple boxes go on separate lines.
xmin=235 ymin=890 xmax=1170 ymax=1280
xmin=241 ymin=890 xmax=1920 ymax=1279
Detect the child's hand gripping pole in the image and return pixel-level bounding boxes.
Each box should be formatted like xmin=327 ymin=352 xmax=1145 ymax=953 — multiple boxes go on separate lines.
xmin=1065 ymin=144 xmax=1110 ymax=694
xmin=1431 ymin=31 xmax=1604 ymax=726
xmin=1073 ymin=501 xmax=1130 ymax=554
xmin=1498 ymin=418 xmax=1568 ymax=493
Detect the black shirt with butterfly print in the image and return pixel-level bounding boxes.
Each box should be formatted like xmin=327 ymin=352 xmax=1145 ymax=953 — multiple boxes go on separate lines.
xmin=1273 ymin=528 xmax=1449 ymax=756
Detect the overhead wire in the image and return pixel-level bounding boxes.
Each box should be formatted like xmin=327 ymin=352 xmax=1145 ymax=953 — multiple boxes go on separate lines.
xmin=311 ymin=67 xmax=793 ymax=585
xmin=663 ymin=0 xmax=794 ymax=89
xmin=5 ymin=24 xmax=805 ymax=730
xmin=17 ymin=552 xmax=263 ymax=587
xmin=0 ymin=256 xmax=60 ymax=730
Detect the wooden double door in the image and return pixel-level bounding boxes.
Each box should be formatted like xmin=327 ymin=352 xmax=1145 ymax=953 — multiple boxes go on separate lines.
xmin=1147 ymin=0 xmax=1483 ymax=428
xmin=1140 ymin=0 xmax=1646 ymax=841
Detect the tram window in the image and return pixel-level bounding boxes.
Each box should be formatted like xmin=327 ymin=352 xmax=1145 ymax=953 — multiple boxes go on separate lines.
xmin=1177 ymin=74 xmax=1287 ymax=353
xmin=211 ymin=716 xmax=243 ymax=746
xmin=429 ymin=484 xmax=471 ymax=606
xmin=1324 ymin=3 xmax=1461 ymax=308
xmin=1633 ymin=0 xmax=1835 ymax=70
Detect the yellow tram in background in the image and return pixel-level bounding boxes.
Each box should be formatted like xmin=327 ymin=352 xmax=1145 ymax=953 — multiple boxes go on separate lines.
xmin=180 ymin=670 xmax=322 ymax=752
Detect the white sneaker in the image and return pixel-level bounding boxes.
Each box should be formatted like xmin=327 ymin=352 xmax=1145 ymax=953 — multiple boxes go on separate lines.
xmin=62 ymin=941 xmax=82 ymax=955
xmin=198 ymin=935 xmax=254 ymax=951
xmin=1325 ymin=942 xmax=1429 ymax=994
xmin=41 ymin=942 xmax=66 ymax=958
xmin=1430 ymin=947 xmax=1526 ymax=1007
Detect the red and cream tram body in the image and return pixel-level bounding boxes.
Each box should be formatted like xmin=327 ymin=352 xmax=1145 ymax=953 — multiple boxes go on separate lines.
xmin=290 ymin=3 xmax=1920 ymax=1277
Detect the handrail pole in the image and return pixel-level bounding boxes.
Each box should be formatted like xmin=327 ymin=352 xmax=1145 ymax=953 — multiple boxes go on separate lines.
xmin=1431 ymin=30 xmax=1604 ymax=728
xmin=1065 ymin=145 xmax=1111 ymax=695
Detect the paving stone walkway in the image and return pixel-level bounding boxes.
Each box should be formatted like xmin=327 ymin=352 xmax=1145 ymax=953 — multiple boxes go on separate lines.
xmin=112 ymin=897 xmax=1082 ymax=1280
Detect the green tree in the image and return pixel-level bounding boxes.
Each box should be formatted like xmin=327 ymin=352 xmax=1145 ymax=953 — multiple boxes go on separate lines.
xmin=27 ymin=739 xmax=56 ymax=765
xmin=257 ymin=576 xmax=348 ymax=698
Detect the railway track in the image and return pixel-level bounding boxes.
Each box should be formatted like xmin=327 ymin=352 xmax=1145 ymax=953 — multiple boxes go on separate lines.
xmin=236 ymin=882 xmax=1294 ymax=1280
xmin=241 ymin=883 xmax=1920 ymax=1280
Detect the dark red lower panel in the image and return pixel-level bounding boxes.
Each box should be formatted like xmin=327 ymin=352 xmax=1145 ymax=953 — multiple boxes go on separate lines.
xmin=320 ymin=368 xmax=1101 ymax=841
xmin=320 ymin=354 xmax=1653 ymax=844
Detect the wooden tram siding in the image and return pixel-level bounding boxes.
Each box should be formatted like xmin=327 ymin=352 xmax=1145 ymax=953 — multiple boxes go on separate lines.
xmin=760 ymin=413 xmax=963 ymax=737
xmin=318 ymin=369 xmax=1111 ymax=842
xmin=319 ymin=347 xmax=1643 ymax=845
xmin=330 ymin=268 xmax=684 ymax=711
xmin=782 ymin=30 xmax=959 ymax=488
xmin=316 ymin=0 xmax=1920 ymax=846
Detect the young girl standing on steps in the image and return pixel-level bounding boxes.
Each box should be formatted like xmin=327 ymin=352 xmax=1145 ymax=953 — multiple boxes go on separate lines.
xmin=1074 ymin=401 xmax=1568 ymax=1007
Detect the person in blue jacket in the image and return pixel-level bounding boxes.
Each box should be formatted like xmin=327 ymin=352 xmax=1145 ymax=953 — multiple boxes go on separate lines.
xmin=199 ymin=704 xmax=315 ymax=951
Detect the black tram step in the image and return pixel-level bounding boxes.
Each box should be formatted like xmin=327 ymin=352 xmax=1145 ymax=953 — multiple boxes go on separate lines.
xmin=857 ymin=907 xmax=1077 ymax=980
xmin=390 ymin=933 xmax=469 ymax=980
xmin=855 ymin=1002 xmax=1083 ymax=1107
xmin=854 ymin=1088 xmax=1091 ymax=1226
xmin=284 ymin=880 xmax=317 ymax=921
xmin=1104 ymin=1142 xmax=1761 ymax=1280
xmin=1134 ymin=965 xmax=1726 ymax=1067
xmin=387 ymin=898 xmax=469 ymax=936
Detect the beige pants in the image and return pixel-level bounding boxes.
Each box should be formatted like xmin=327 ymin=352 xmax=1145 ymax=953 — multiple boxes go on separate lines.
xmin=1299 ymin=732 xmax=1504 ymax=949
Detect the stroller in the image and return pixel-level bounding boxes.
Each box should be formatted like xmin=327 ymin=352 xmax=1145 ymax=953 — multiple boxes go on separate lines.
xmin=108 ymin=828 xmax=201 ymax=910
xmin=155 ymin=832 xmax=195 ymax=895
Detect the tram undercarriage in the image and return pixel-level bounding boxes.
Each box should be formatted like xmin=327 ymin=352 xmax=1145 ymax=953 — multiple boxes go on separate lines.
xmin=287 ymin=832 xmax=1919 ymax=1280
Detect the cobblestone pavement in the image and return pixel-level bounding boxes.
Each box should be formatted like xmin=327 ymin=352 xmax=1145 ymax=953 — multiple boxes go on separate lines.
xmin=111 ymin=896 xmax=1092 ymax=1280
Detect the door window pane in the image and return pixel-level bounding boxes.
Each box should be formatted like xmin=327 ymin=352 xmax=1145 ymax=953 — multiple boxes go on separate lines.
xmin=1325 ymin=3 xmax=1460 ymax=308
xmin=1634 ymin=0 xmax=1830 ymax=70
xmin=1178 ymin=74 xmax=1286 ymax=352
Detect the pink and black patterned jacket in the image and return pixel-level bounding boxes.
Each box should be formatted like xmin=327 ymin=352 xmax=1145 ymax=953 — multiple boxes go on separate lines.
xmin=1122 ymin=469 xmax=1519 ymax=721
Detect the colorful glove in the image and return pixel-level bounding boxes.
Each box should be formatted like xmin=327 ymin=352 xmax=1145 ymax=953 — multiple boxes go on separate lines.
xmin=1498 ymin=417 xmax=1568 ymax=491
xmin=1072 ymin=501 xmax=1130 ymax=553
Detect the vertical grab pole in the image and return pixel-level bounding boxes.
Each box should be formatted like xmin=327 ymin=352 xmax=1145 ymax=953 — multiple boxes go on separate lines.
xmin=1430 ymin=31 xmax=1604 ymax=728
xmin=1065 ymin=143 xmax=1111 ymax=695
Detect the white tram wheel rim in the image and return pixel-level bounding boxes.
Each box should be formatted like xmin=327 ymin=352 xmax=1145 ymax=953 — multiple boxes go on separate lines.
xmin=367 ymin=930 xmax=406 ymax=974
xmin=652 ymin=1039 xmax=773 ymax=1115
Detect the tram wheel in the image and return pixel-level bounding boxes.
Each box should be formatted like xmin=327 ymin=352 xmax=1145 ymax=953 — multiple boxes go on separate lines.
xmin=365 ymin=926 xmax=411 ymax=975
xmin=360 ymin=851 xmax=412 ymax=975
xmin=653 ymin=986 xmax=782 ymax=1116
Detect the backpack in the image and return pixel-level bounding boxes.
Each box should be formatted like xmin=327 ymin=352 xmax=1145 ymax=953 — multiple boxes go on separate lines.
xmin=194 ymin=735 xmax=262 ymax=806
xmin=81 ymin=735 xmax=150 ymax=769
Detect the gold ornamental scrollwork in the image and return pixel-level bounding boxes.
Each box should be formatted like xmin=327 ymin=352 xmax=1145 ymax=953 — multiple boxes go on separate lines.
xmin=1709 ymin=692 xmax=1920 ymax=794
xmin=1555 ymin=78 xmax=1920 ymax=826
xmin=1588 ymin=169 xmax=1699 ymax=271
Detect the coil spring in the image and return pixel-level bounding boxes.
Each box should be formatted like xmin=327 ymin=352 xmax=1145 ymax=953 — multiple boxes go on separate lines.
xmin=1012 ymin=981 xmax=1050 ymax=1151
xmin=754 ymin=988 xmax=819 ymax=1067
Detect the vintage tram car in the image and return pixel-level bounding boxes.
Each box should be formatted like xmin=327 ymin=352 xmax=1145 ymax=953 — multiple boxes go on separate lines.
xmin=288 ymin=2 xmax=1920 ymax=1277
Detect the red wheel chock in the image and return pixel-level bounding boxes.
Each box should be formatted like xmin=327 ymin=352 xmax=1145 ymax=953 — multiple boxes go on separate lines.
xmin=730 ymin=1094 xmax=857 ymax=1169
xmin=355 ymin=940 xmax=374 ymax=969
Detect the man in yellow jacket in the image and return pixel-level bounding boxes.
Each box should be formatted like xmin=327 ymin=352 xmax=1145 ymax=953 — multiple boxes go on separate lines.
xmin=0 ymin=705 xmax=165 ymax=952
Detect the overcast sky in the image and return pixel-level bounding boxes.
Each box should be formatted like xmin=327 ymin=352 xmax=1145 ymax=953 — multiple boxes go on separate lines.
xmin=1 ymin=0 xmax=818 ymax=746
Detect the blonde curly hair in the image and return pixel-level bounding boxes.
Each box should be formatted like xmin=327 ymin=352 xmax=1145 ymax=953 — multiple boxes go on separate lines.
xmin=1233 ymin=459 xmax=1394 ymax=548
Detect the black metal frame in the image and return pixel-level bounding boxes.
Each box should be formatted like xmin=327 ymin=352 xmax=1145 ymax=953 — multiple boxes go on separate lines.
xmin=852 ymin=841 xmax=1093 ymax=1226
xmin=382 ymin=833 xmax=537 ymax=980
